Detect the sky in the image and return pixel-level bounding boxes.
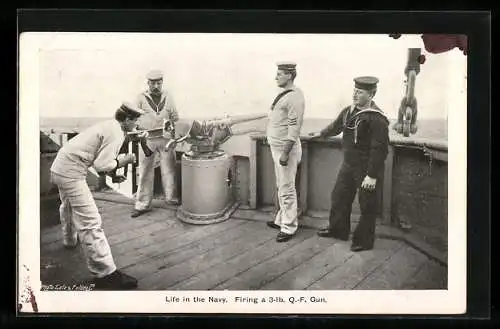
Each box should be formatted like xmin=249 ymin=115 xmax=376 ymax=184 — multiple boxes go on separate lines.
xmin=22 ymin=33 xmax=467 ymax=120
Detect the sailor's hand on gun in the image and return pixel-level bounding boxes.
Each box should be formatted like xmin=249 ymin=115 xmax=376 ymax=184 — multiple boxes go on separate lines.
xmin=308 ymin=132 xmax=322 ymax=139
xmin=136 ymin=131 xmax=149 ymax=139
xmin=128 ymin=130 xmax=149 ymax=141
xmin=112 ymin=174 xmax=127 ymax=183
xmin=116 ymin=153 xmax=136 ymax=167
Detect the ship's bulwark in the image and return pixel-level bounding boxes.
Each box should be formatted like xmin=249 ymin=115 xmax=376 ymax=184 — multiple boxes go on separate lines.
xmin=40 ymin=117 xmax=447 ymax=154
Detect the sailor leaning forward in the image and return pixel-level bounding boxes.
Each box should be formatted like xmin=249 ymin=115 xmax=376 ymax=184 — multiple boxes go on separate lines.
xmin=50 ymin=103 xmax=146 ymax=289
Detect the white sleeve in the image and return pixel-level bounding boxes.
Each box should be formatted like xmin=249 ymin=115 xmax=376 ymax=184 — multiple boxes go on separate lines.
xmin=92 ymin=125 xmax=122 ymax=172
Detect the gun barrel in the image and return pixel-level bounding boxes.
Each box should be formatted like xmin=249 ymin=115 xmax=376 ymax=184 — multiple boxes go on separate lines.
xmin=207 ymin=113 xmax=267 ymax=127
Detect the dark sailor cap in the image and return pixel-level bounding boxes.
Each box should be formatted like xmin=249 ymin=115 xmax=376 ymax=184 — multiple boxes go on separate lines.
xmin=276 ymin=61 xmax=297 ymax=72
xmin=117 ymin=102 xmax=143 ymax=119
xmin=354 ymin=76 xmax=379 ymax=91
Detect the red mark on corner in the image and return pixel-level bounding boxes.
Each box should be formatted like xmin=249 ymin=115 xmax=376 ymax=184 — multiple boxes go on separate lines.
xmin=389 ymin=34 xmax=468 ymax=56
xmin=421 ymin=34 xmax=468 ymax=55
xmin=27 ymin=286 xmax=39 ymax=312
xmin=20 ymin=265 xmax=39 ymax=313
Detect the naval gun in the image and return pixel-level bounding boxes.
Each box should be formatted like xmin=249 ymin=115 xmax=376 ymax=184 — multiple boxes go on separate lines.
xmin=393 ymin=48 xmax=422 ymax=137
xmin=164 ymin=113 xmax=267 ymax=157
xmin=141 ymin=113 xmax=267 ymax=225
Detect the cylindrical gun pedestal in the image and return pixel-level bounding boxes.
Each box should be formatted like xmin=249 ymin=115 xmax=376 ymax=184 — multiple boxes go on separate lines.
xmin=177 ymin=151 xmax=239 ymax=225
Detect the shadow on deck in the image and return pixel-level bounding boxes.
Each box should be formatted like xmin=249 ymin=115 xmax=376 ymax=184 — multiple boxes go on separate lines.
xmin=40 ymin=192 xmax=447 ymax=291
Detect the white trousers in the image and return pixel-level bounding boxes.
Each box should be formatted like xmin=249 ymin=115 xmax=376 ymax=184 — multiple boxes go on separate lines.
xmin=135 ymin=137 xmax=177 ymax=211
xmin=270 ymin=142 xmax=302 ymax=235
xmin=50 ymin=172 xmax=117 ymax=278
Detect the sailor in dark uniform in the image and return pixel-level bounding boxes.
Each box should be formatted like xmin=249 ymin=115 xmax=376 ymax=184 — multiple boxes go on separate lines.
xmin=309 ymin=76 xmax=390 ymax=252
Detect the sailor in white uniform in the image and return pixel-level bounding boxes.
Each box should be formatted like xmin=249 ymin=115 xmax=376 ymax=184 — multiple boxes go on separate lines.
xmin=132 ymin=69 xmax=180 ymax=218
xmin=50 ymin=103 xmax=146 ymax=290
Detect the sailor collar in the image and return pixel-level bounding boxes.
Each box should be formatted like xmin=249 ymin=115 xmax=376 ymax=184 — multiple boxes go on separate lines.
xmin=343 ymin=105 xmax=387 ymax=144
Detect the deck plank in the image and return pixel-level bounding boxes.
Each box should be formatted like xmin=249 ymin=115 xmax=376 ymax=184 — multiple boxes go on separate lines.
xmin=42 ymin=219 xmax=170 ymax=254
xmin=40 ymin=201 xmax=185 ymax=283
xmin=41 ymin=202 xmax=131 ymax=245
xmin=41 ymin=208 xmax=176 ymax=253
xmin=307 ymin=238 xmax=404 ymax=290
xmin=260 ymin=240 xmax=355 ymax=290
xmin=214 ymin=233 xmax=344 ymax=290
xmin=40 ymin=205 xmax=212 ymax=284
xmin=396 ymin=258 xmax=447 ymax=290
xmin=170 ymin=228 xmax=317 ymax=290
xmin=107 ymin=221 xmax=182 ymax=246
xmin=122 ymin=220 xmax=265 ymax=280
xmin=41 ymin=246 xmax=91 ymax=285
xmin=40 ymin=199 xmax=448 ymax=291
xmin=139 ymin=221 xmax=279 ymax=290
xmin=41 ymin=201 xmax=159 ymax=243
xmin=112 ymin=218 xmax=246 ymax=269
xmin=354 ymin=244 xmax=429 ymax=290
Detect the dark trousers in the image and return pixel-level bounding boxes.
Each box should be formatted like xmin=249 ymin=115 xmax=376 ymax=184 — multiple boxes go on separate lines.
xmin=328 ymin=163 xmax=379 ymax=248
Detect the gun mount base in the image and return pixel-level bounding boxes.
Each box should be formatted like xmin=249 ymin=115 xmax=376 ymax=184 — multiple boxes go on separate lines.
xmin=188 ymin=145 xmax=224 ymax=156
xmin=177 ymin=152 xmax=239 ymax=225
xmin=177 ymin=201 xmax=240 ymax=225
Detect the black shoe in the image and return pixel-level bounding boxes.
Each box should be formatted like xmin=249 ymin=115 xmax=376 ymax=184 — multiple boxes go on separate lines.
xmin=316 ymin=228 xmax=349 ymax=241
xmin=350 ymin=244 xmax=373 ymax=252
xmin=131 ymin=209 xmax=151 ymax=218
xmin=92 ymin=270 xmax=138 ymax=290
xmin=266 ymin=221 xmax=280 ymax=230
xmin=276 ymin=231 xmax=294 ymax=242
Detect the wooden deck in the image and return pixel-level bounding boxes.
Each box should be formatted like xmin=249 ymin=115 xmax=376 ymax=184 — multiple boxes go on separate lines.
xmin=40 ymin=197 xmax=447 ymax=291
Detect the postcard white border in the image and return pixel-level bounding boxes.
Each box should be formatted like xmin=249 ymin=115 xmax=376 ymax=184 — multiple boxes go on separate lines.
xmin=18 ymin=32 xmax=467 ymax=314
